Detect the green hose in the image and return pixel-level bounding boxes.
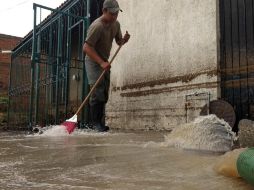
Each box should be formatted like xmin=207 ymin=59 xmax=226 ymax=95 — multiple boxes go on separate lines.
xmin=237 ymin=148 xmax=254 ymax=186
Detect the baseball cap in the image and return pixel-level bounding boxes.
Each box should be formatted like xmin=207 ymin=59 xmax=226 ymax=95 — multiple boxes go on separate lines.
xmin=103 ymin=0 xmax=123 ymax=13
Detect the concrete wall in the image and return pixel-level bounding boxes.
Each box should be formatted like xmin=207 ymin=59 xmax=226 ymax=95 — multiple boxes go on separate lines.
xmin=106 ymin=0 xmax=220 ymax=130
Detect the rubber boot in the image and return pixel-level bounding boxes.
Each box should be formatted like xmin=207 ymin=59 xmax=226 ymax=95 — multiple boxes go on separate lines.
xmin=101 ymin=103 xmax=109 ymax=130
xmin=90 ymin=103 xmax=109 ymax=132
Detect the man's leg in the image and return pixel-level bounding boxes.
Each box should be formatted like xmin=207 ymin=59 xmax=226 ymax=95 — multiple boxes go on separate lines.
xmin=85 ymin=59 xmax=109 ymax=131
xmin=89 ymin=75 xmax=109 ymax=132
xmin=90 ymin=102 xmax=108 ymax=132
xmin=101 ymin=71 xmax=110 ymax=127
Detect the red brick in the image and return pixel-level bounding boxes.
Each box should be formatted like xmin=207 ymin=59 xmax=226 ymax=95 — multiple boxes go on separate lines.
xmin=0 ymin=34 xmax=22 ymax=94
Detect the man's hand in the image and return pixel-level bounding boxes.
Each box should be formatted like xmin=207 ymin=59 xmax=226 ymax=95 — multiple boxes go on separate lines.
xmin=100 ymin=61 xmax=111 ymax=70
xmin=123 ymin=31 xmax=130 ymax=44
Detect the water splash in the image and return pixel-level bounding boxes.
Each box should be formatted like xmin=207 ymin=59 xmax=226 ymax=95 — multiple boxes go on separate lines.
xmin=32 ymin=125 xmax=114 ymax=137
xmin=214 ymin=148 xmax=247 ymax=177
xmin=162 ymin=115 xmax=236 ymax=152
xmin=34 ymin=125 xmax=68 ymax=137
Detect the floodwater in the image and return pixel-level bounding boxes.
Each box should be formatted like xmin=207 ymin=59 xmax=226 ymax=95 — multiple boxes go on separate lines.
xmin=0 ymin=127 xmax=252 ymax=190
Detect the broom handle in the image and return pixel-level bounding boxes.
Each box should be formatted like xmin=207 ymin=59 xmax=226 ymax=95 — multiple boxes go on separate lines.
xmin=75 ymin=45 xmax=122 ymax=115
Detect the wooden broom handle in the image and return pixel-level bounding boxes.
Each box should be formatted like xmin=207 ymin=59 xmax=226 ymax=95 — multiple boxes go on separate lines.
xmin=75 ymin=45 xmax=122 ymax=115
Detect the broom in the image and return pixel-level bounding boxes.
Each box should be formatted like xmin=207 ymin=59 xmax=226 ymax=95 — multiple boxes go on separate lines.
xmin=61 ymin=44 xmax=123 ymax=134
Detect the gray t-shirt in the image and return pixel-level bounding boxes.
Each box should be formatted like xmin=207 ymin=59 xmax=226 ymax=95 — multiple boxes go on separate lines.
xmin=85 ymin=17 xmax=122 ymax=62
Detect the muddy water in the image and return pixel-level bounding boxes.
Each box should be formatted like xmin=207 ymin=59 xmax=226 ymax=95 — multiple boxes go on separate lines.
xmin=0 ymin=130 xmax=252 ymax=190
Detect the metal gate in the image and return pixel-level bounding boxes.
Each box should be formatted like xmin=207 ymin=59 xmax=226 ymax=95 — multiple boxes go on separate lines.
xmin=8 ymin=0 xmax=104 ymax=129
xmin=220 ymin=0 xmax=254 ymax=129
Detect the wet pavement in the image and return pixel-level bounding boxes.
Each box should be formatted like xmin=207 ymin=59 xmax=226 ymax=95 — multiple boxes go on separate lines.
xmin=0 ymin=129 xmax=252 ymax=190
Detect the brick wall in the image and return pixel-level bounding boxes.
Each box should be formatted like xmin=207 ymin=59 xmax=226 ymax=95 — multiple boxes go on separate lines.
xmin=0 ymin=34 xmax=22 ymax=95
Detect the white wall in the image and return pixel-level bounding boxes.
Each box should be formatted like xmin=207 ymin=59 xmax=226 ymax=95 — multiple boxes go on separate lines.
xmin=107 ymin=0 xmax=220 ymax=130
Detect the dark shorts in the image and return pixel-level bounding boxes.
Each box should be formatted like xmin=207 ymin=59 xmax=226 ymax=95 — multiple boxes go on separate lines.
xmin=85 ymin=58 xmax=110 ymax=105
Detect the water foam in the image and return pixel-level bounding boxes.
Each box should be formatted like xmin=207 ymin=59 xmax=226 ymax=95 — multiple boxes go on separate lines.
xmin=32 ymin=125 xmax=114 ymax=137
xmin=35 ymin=125 xmax=68 ymax=137
xmin=162 ymin=115 xmax=236 ymax=152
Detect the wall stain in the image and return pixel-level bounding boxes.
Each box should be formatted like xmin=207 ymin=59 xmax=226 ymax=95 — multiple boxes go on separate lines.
xmin=112 ymin=69 xmax=217 ymax=91
xmin=120 ymin=81 xmax=218 ymax=97
xmin=107 ymin=114 xmax=185 ymax=119
xmin=107 ymin=107 xmax=181 ymax=113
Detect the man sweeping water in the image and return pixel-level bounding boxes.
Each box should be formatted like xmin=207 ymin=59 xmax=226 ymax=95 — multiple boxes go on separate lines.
xmin=83 ymin=0 xmax=130 ymax=132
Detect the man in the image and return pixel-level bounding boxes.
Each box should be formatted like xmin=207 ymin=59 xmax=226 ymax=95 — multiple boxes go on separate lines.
xmin=83 ymin=0 xmax=130 ymax=132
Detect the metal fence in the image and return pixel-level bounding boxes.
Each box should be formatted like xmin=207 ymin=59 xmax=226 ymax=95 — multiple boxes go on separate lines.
xmin=220 ymin=0 xmax=254 ymax=129
xmin=8 ymin=0 xmax=103 ymax=129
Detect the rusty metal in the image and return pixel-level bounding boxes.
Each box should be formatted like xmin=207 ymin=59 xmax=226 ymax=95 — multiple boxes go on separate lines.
xmin=200 ymin=100 xmax=236 ymax=128
xmin=185 ymin=92 xmax=211 ymax=123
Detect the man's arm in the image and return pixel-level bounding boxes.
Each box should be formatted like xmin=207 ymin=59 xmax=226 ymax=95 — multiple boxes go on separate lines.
xmin=83 ymin=43 xmax=110 ymax=70
xmin=116 ymin=31 xmax=130 ymax=46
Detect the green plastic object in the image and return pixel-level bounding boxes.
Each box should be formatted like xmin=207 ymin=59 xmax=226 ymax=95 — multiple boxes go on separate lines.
xmin=237 ymin=148 xmax=254 ymax=186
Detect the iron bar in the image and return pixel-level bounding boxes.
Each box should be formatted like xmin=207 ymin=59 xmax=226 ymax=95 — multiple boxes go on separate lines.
xmin=55 ymin=17 xmax=63 ymax=124
xmin=65 ymin=10 xmax=71 ymax=118
xmin=12 ymin=38 xmax=32 ymax=57
xmin=35 ymin=31 xmax=41 ymax=124
xmin=45 ymin=22 xmax=53 ymax=125
xmin=81 ymin=0 xmax=90 ymax=126
xmin=29 ymin=4 xmax=38 ymax=129
xmin=33 ymin=3 xmax=87 ymax=21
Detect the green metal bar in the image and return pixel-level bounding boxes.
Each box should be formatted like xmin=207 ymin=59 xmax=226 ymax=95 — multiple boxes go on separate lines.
xmin=81 ymin=21 xmax=87 ymax=126
xmin=65 ymin=11 xmax=71 ymax=118
xmin=12 ymin=39 xmax=32 ymax=57
xmin=34 ymin=31 xmax=41 ymax=124
xmin=81 ymin=0 xmax=91 ymax=126
xmin=29 ymin=4 xmax=38 ymax=129
xmin=86 ymin=0 xmax=91 ymax=30
xmin=68 ymin=19 xmax=84 ymax=31
xmin=55 ymin=17 xmax=63 ymax=124
xmin=34 ymin=3 xmax=87 ymax=21
xmin=45 ymin=24 xmax=53 ymax=125
xmin=35 ymin=8 xmax=43 ymax=125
